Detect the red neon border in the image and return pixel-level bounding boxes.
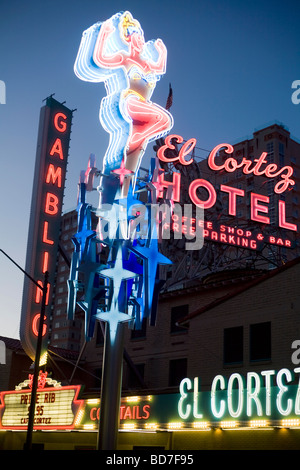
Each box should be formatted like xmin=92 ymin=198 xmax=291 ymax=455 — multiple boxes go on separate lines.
xmin=0 ymin=385 xmax=83 ymax=431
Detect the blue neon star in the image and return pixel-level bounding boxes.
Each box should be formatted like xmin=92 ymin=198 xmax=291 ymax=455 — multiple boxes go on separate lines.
xmin=129 ymin=226 xmax=172 ymax=319
xmin=91 ymin=246 xmax=137 ymax=340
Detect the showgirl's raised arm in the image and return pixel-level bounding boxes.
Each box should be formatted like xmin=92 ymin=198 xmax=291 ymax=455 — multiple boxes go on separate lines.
xmin=147 ymin=38 xmax=168 ymax=75
xmin=93 ymin=19 xmax=126 ymax=68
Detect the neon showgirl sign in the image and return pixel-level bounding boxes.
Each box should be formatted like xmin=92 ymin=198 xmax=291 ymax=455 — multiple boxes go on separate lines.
xmin=72 ymin=11 xmax=173 ymax=449
xmin=74 ymin=10 xmax=173 ymax=198
xmin=72 ymin=10 xmax=173 ymax=341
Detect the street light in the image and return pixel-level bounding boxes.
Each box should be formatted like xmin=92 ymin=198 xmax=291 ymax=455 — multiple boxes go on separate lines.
xmin=0 ymin=249 xmax=49 ymax=450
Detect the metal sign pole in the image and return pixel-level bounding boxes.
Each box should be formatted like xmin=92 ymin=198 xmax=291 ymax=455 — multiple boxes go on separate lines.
xmin=97 ymin=321 xmax=125 ymax=450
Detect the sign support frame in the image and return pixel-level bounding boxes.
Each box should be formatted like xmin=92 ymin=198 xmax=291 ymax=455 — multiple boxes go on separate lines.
xmin=97 ymin=322 xmax=125 ymax=450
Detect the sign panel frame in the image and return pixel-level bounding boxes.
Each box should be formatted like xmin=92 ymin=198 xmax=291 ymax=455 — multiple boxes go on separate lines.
xmin=0 ymin=384 xmax=83 ymax=430
xmin=20 ymin=96 xmax=73 ymax=361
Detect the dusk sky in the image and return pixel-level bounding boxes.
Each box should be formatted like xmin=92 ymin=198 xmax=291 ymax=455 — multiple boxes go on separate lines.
xmin=0 ymin=0 xmax=299 ymax=339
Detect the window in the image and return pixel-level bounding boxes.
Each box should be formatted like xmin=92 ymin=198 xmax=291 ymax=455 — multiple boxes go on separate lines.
xmin=94 ymin=368 xmax=102 ymax=388
xmin=169 ymin=358 xmax=187 ymax=387
xmin=279 ymin=143 xmax=285 ymax=167
xmin=269 ymin=205 xmax=276 ymax=225
xmin=222 ymin=175 xmax=229 ymax=183
xmin=131 ymin=317 xmax=147 ymax=340
xmin=250 ymin=322 xmax=271 ymax=361
xmin=267 ymin=180 xmax=274 ymax=196
xmin=96 ymin=323 xmax=104 ymax=346
xmin=127 ymin=363 xmax=145 ymax=389
xmin=266 ymin=142 xmax=274 ymax=162
xmin=224 ymin=326 xmax=243 ymax=364
xmin=170 ymin=305 xmax=189 ymax=333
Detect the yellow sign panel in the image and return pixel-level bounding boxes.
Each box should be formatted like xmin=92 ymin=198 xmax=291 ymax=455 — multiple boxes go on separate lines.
xmin=0 ymin=385 xmax=83 ymax=430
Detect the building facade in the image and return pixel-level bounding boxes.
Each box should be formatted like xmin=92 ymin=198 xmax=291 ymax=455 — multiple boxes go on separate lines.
xmin=1 ymin=122 xmax=300 ymax=450
xmin=1 ymin=257 xmax=300 ymax=450
xmin=44 ymin=122 xmax=300 ymax=394
xmin=48 ymin=123 xmax=300 ymax=355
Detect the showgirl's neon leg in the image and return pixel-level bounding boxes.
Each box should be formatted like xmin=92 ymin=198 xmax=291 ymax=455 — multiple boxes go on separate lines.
xmin=100 ymin=92 xmax=131 ymax=174
xmin=125 ymin=96 xmax=173 ymax=158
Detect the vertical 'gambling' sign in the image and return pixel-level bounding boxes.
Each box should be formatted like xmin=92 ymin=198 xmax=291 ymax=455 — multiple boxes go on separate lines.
xmin=20 ymin=96 xmax=73 ymax=361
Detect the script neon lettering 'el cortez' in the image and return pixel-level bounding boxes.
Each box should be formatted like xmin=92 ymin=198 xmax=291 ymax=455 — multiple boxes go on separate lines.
xmin=156 ymin=135 xmax=297 ymax=232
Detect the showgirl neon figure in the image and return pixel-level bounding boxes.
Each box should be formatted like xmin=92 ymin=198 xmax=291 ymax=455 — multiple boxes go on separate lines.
xmin=72 ymin=13 xmax=174 ymax=449
xmin=74 ymin=11 xmax=173 ymax=198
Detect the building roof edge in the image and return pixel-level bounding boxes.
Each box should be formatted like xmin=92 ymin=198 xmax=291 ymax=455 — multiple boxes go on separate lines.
xmin=179 ymin=256 xmax=300 ymax=325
